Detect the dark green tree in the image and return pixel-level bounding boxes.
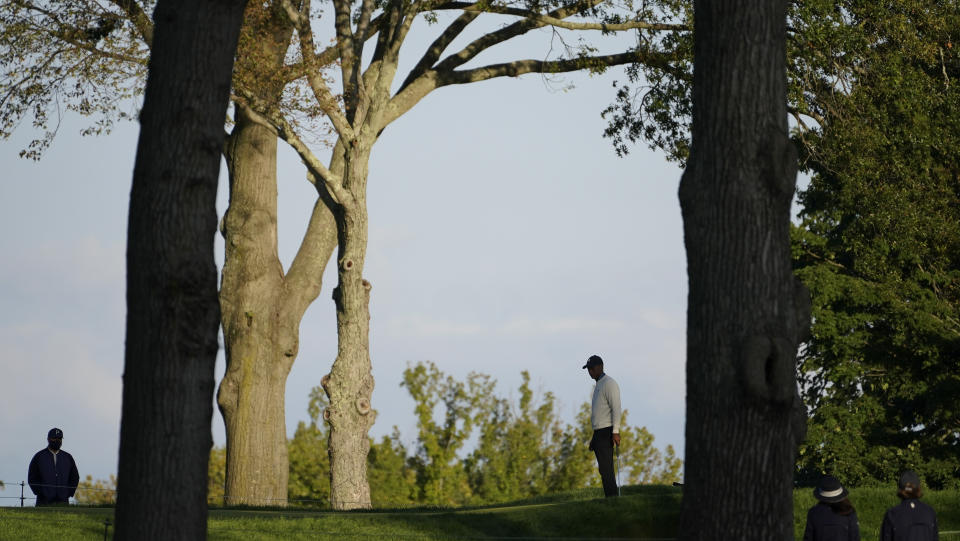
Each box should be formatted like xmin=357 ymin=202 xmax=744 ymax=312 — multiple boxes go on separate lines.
xmin=367 ymin=430 xmax=418 ymax=508
xmin=288 ymin=386 xmax=332 ymax=506
xmin=791 ymin=0 xmax=960 ymax=488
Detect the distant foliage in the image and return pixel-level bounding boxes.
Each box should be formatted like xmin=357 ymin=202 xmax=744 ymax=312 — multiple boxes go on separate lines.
xmin=74 ymin=474 xmax=116 ymax=505
xmin=288 ymin=386 xmax=332 ymax=507
xmin=208 ymin=446 xmax=226 ymax=505
xmin=274 ymin=362 xmax=683 ymax=508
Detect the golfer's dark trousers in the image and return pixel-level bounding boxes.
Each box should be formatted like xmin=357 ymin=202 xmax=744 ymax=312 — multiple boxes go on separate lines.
xmin=591 ymin=426 xmax=618 ymax=497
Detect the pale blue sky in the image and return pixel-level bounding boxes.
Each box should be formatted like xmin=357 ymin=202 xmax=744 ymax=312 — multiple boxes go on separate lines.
xmin=0 ymin=15 xmax=689 ymax=503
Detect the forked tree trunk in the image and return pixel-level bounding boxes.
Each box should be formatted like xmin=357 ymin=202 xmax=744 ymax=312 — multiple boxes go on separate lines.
xmin=677 ymin=0 xmax=809 ymax=538
xmin=218 ymin=110 xmax=288 ymax=506
xmin=218 ymin=107 xmax=337 ymax=506
xmin=323 ymin=143 xmax=376 ymax=510
xmin=215 ymin=3 xmax=340 ymax=505
xmin=116 ymin=0 xmax=245 ymax=538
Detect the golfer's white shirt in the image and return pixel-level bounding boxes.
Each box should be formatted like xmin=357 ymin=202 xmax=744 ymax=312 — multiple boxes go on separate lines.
xmin=591 ymin=374 xmax=622 ymax=433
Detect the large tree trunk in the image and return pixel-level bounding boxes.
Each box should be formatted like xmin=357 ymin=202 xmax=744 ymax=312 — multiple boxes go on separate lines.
xmin=116 ymin=0 xmax=245 ymax=538
xmin=218 ymin=109 xmax=288 ymax=506
xmin=218 ymin=106 xmax=337 ymax=506
xmin=677 ymin=0 xmax=809 ymax=538
xmin=323 ymin=143 xmax=376 ymax=510
xmin=216 ymin=4 xmax=338 ymax=506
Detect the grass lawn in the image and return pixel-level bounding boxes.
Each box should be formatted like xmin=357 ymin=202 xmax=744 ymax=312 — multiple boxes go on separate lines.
xmin=0 ymin=485 xmax=956 ymax=540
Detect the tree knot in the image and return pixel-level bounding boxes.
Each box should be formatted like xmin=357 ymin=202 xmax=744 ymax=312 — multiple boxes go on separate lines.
xmin=355 ymin=397 xmax=371 ymax=415
xmin=739 ymin=335 xmax=795 ymax=405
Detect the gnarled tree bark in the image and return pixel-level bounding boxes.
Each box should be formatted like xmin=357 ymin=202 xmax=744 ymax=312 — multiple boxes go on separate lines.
xmin=677 ymin=0 xmax=809 ymax=538
xmin=323 ymin=143 xmax=376 ymax=510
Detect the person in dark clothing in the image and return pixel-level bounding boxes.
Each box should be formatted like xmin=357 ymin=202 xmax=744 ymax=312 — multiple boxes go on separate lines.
xmin=880 ymin=470 xmax=938 ymax=541
xmin=583 ymin=355 xmax=621 ymax=498
xmin=802 ymin=475 xmax=860 ymax=541
xmin=28 ymin=427 xmax=80 ymax=506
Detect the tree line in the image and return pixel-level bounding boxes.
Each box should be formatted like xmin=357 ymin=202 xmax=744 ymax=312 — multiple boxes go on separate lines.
xmin=77 ymin=362 xmax=681 ymax=507
xmin=281 ymin=363 xmax=681 ymax=508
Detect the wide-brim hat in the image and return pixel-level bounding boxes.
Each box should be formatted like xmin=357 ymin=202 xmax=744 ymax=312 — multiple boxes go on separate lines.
xmin=813 ymin=475 xmax=848 ymax=503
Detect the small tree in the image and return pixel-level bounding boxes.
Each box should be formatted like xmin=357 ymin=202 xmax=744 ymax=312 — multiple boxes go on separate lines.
xmin=288 ymin=386 xmax=332 ymax=506
xmin=207 ymin=446 xmax=227 ymax=506
xmin=74 ymin=475 xmax=117 ymax=505
xmin=367 ymin=430 xmax=418 ymax=508
xmin=402 ymin=361 xmax=494 ymax=505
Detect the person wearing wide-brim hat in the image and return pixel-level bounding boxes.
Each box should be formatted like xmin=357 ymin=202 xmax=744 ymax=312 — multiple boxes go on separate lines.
xmin=802 ymin=475 xmax=860 ymax=541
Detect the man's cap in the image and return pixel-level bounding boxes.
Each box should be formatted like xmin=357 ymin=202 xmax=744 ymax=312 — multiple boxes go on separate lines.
xmin=48 ymin=428 xmax=63 ymax=440
xmin=582 ymin=355 xmax=603 ymax=369
xmin=813 ymin=475 xmax=848 ymax=503
xmin=898 ymin=470 xmax=921 ymax=492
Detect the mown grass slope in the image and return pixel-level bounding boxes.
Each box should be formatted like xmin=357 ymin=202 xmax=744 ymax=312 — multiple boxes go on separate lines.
xmin=1 ymin=485 xmax=956 ymax=540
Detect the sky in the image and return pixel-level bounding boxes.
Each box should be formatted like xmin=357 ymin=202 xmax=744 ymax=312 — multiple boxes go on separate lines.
xmin=0 ymin=16 xmax=690 ymax=505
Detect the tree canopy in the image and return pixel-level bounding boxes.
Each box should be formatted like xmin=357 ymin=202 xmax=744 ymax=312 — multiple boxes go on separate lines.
xmin=791 ymin=0 xmax=960 ymax=488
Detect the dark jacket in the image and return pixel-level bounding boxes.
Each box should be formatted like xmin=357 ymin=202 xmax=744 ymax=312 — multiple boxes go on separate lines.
xmin=881 ymin=499 xmax=938 ymax=541
xmin=803 ymin=503 xmax=860 ymax=541
xmin=28 ymin=448 xmax=79 ymax=505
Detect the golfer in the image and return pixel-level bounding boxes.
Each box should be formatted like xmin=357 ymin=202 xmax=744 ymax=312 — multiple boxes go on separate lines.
xmin=583 ymin=354 xmax=620 ymax=497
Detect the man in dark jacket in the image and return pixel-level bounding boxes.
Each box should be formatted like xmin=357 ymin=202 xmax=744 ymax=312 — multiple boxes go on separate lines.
xmin=880 ymin=470 xmax=938 ymax=541
xmin=28 ymin=428 xmax=80 ymax=506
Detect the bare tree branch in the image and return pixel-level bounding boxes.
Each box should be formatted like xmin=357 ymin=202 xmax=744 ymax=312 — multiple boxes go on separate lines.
xmin=435 ymin=1 xmax=687 ymax=32
xmin=280 ymin=13 xmax=384 ymax=85
xmin=384 ymin=47 xmax=681 ymax=132
xmin=280 ymin=0 xmax=356 ymax=141
xmin=399 ymin=11 xmax=480 ymax=91
xmin=432 ymin=0 xmax=607 ymax=73
xmin=441 ymin=51 xmax=656 ymax=85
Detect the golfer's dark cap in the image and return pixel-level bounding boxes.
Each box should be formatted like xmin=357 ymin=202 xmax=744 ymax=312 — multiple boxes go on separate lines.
xmin=582 ymin=355 xmax=603 ymax=369
xmin=48 ymin=428 xmax=63 ymax=440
